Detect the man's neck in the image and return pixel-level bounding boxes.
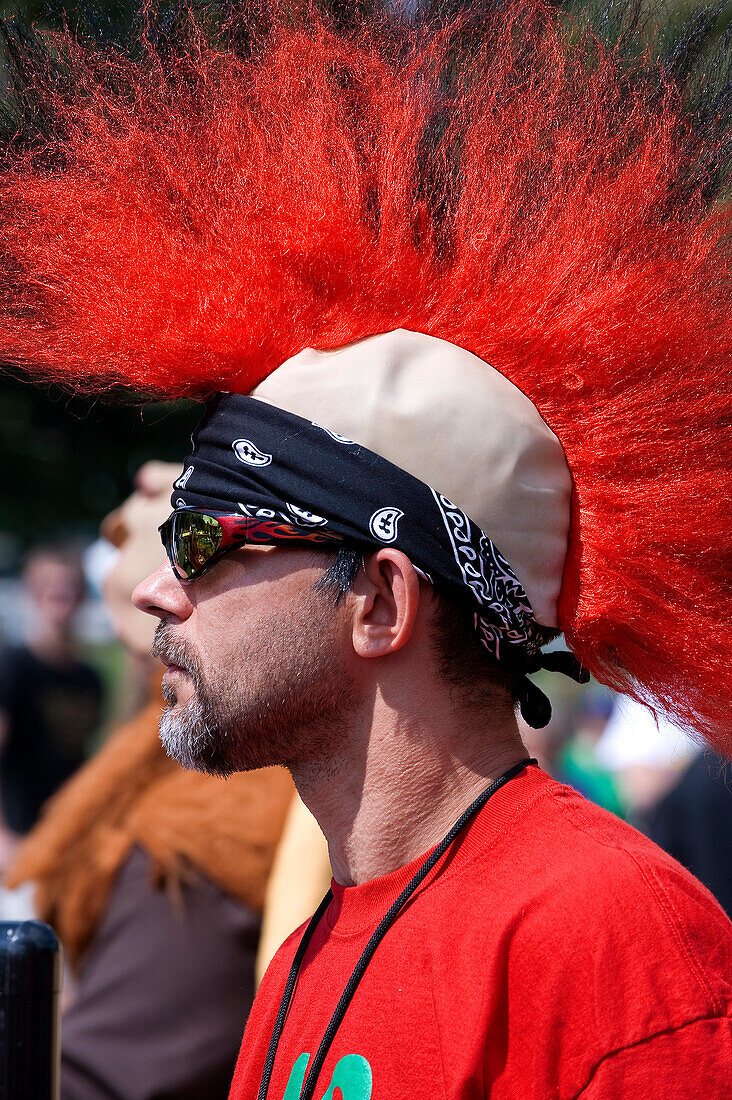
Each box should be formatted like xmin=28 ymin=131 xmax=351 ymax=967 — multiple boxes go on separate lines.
xmin=292 ymin=691 xmax=526 ymax=887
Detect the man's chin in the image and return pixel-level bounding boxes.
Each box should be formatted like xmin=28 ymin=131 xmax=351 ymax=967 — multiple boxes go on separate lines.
xmin=157 ymin=706 xmax=277 ymax=777
xmin=158 ymin=707 xmax=219 ymax=774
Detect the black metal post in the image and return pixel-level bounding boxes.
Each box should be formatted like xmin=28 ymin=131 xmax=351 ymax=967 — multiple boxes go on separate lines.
xmin=0 ymin=921 xmax=62 ymax=1100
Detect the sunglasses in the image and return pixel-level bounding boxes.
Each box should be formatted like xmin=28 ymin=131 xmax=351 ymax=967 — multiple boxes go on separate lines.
xmin=159 ymin=509 xmax=343 ymax=582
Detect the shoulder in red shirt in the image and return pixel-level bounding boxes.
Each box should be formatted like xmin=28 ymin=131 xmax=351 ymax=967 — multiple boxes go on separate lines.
xmin=231 ymin=766 xmax=732 ymax=1100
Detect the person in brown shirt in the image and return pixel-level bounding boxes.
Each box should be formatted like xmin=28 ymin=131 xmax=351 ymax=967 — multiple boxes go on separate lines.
xmin=7 ymin=463 xmax=293 ymax=1100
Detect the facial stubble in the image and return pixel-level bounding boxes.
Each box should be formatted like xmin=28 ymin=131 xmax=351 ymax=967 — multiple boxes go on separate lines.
xmin=153 ymin=592 xmax=359 ymax=777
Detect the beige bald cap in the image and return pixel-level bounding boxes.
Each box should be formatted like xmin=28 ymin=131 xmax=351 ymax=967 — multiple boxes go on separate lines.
xmin=251 ymin=330 xmax=571 ymax=627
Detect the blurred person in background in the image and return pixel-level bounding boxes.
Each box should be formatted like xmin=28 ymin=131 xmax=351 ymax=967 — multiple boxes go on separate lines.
xmin=646 ymin=751 xmax=732 ymax=918
xmin=520 ymin=684 xmax=623 ymax=819
xmin=7 ymin=461 xmax=293 ymax=1100
xmin=0 ymin=546 xmax=103 ymax=878
xmin=595 ymin=695 xmax=698 ymax=824
xmin=554 ymin=689 xmax=624 ymax=819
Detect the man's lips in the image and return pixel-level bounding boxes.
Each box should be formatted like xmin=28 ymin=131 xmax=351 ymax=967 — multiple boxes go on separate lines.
xmin=160 ymin=657 xmax=190 ymax=676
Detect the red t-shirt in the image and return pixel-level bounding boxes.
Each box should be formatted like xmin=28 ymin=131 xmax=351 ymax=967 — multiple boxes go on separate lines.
xmin=231 ymin=766 xmax=732 ymax=1099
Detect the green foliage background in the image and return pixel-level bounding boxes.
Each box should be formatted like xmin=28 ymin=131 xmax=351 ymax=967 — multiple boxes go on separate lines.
xmin=0 ymin=379 xmax=201 ymax=553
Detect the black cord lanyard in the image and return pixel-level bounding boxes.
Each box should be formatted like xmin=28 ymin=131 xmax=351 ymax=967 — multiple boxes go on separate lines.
xmin=257 ymin=757 xmax=536 ymax=1100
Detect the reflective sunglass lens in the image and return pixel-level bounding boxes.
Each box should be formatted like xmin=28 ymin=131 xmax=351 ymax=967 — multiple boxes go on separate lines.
xmin=173 ymin=512 xmax=223 ymax=579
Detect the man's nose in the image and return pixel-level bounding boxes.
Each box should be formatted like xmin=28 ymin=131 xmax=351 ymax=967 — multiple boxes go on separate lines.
xmin=132 ymin=563 xmax=194 ymax=622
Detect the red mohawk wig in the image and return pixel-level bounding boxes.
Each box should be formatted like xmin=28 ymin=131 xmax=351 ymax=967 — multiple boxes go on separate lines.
xmin=1 ymin=1 xmax=730 ymax=750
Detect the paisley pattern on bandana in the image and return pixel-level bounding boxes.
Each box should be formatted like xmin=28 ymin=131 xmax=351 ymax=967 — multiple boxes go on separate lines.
xmin=431 ymin=491 xmax=542 ymax=659
xmin=172 ymin=394 xmax=553 ymax=664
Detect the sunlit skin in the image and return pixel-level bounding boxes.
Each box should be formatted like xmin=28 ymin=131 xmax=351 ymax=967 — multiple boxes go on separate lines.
xmin=136 ymin=545 xmax=342 ymax=712
xmin=132 ymin=546 xmax=525 ymax=886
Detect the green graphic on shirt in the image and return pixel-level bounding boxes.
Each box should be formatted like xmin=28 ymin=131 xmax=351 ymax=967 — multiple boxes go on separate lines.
xmin=282 ymin=1052 xmax=372 ymax=1099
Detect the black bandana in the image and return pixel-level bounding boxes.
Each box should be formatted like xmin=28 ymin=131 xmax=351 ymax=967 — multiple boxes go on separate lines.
xmin=172 ymin=394 xmax=554 ymax=668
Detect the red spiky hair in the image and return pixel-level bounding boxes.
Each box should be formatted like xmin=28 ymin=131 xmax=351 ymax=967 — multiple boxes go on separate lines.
xmin=1 ymin=1 xmax=730 ymax=752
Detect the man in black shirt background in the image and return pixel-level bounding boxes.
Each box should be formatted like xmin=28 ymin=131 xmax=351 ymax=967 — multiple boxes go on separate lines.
xmin=646 ymin=752 xmax=732 ymax=918
xmin=0 ymin=546 xmax=102 ymax=869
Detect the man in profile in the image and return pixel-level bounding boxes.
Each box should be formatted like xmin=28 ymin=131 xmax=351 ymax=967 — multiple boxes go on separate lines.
xmin=133 ymin=330 xmax=731 ymax=1099
xmin=0 ymin=3 xmax=730 ymax=1097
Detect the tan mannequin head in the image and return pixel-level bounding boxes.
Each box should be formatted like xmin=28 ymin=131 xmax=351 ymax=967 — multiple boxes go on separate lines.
xmin=101 ymin=461 xmax=181 ymax=656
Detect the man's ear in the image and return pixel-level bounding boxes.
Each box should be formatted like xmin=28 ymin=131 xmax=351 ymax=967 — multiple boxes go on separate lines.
xmin=350 ymin=549 xmax=422 ymax=658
